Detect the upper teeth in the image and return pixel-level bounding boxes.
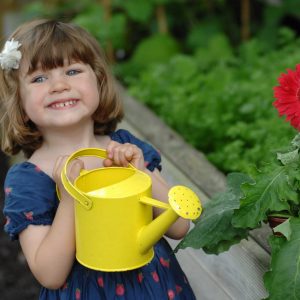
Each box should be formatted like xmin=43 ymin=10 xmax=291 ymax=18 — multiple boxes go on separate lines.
xmin=51 ymin=100 xmax=77 ymax=108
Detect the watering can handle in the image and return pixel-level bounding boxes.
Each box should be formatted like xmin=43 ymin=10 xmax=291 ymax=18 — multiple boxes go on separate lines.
xmin=61 ymin=148 xmax=135 ymax=210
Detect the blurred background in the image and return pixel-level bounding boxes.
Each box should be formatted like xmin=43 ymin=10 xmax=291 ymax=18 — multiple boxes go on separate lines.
xmin=1 ymin=0 xmax=300 ymax=298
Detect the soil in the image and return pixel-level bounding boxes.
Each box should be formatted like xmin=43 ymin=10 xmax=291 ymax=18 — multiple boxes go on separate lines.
xmin=0 ymin=151 xmax=40 ymax=299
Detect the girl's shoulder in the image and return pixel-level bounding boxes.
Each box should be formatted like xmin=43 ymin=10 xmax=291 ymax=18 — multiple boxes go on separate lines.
xmin=5 ymin=161 xmax=54 ymax=185
xmin=110 ymin=129 xmax=162 ymax=171
xmin=4 ymin=161 xmax=57 ymax=240
xmin=4 ymin=161 xmax=56 ymax=207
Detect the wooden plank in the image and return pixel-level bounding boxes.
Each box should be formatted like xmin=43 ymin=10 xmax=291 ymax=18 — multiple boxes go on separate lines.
xmin=171 ymin=246 xmax=233 ymax=300
xmin=167 ymin=239 xmax=270 ymax=300
xmin=170 ymin=240 xmax=269 ymax=300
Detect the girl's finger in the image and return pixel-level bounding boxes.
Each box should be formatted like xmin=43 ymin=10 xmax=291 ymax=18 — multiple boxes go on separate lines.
xmin=102 ymin=158 xmax=113 ymax=167
xmin=113 ymin=146 xmax=122 ymax=166
xmin=68 ymin=159 xmax=84 ymax=183
xmin=124 ymin=147 xmax=133 ymax=161
xmin=117 ymin=147 xmax=127 ymax=166
xmin=52 ymin=155 xmax=68 ymax=182
xmin=106 ymin=141 xmax=120 ymax=159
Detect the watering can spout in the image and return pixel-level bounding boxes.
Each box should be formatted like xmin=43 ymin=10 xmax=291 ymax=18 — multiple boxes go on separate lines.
xmin=138 ymin=186 xmax=202 ymax=254
xmin=138 ymin=198 xmax=178 ymax=254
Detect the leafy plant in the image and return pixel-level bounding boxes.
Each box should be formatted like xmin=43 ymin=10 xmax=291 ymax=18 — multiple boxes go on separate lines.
xmin=176 ymin=132 xmax=300 ymax=299
xmin=176 ymin=63 xmax=300 ymax=299
xmin=128 ymin=29 xmax=298 ymax=173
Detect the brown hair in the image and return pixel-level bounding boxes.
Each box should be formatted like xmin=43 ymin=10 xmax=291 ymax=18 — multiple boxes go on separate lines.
xmin=0 ymin=19 xmax=123 ymax=158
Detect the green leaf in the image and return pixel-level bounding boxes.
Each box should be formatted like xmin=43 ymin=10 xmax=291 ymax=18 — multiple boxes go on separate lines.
xmin=273 ymin=218 xmax=291 ymax=240
xmin=264 ymin=218 xmax=300 ymax=299
xmin=273 ymin=219 xmax=292 ymax=241
xmin=291 ymin=133 xmax=300 ymax=148
xmin=202 ymin=235 xmax=248 ymax=254
xmin=123 ymin=0 xmax=153 ymax=23
xmin=107 ymin=14 xmax=127 ymax=49
xmin=131 ymin=34 xmax=179 ymax=69
xmin=72 ymin=5 xmax=106 ymax=40
xmin=232 ymin=162 xmax=299 ymax=229
xmin=175 ymin=173 xmax=251 ymax=254
xmin=277 ymin=149 xmax=299 ymax=165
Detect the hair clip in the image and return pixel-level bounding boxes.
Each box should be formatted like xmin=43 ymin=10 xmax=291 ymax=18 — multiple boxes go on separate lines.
xmin=0 ymin=39 xmax=22 ymax=70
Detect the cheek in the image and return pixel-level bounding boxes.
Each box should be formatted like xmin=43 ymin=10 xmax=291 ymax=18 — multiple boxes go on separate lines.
xmin=87 ymin=79 xmax=100 ymax=108
xmin=91 ymin=89 xmax=100 ymax=112
xmin=19 ymin=87 xmax=40 ymax=122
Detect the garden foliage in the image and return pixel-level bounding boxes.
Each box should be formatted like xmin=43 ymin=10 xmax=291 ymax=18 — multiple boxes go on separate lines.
xmin=127 ymin=29 xmax=298 ymax=173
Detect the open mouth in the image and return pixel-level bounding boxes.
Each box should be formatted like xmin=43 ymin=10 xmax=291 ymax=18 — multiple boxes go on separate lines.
xmin=48 ymin=99 xmax=78 ymax=109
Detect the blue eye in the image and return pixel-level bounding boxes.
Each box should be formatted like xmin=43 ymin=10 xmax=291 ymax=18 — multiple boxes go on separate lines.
xmin=32 ymin=76 xmax=46 ymax=83
xmin=67 ymin=69 xmax=81 ymax=76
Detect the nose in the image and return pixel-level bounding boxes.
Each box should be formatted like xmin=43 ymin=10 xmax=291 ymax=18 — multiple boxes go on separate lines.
xmin=49 ymin=74 xmax=71 ymax=94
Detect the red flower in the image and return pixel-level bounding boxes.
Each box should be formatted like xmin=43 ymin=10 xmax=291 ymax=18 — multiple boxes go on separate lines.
xmin=115 ymin=284 xmax=125 ymax=296
xmin=273 ymin=64 xmax=300 ymax=130
xmin=160 ymin=257 xmax=170 ymax=268
xmin=137 ymin=272 xmax=144 ymax=283
xmin=151 ymin=271 xmax=159 ymax=282
xmin=24 ymin=211 xmax=34 ymax=221
xmin=97 ymin=276 xmax=104 ymax=287
xmin=75 ymin=288 xmax=81 ymax=300
xmin=168 ymin=289 xmax=175 ymax=299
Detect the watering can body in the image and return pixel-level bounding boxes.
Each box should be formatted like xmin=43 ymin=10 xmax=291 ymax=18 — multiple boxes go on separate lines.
xmin=74 ymin=167 xmax=155 ymax=271
xmin=61 ymin=148 xmax=202 ymax=272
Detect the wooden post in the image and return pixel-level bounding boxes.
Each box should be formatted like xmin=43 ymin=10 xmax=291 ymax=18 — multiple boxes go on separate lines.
xmin=101 ymin=0 xmax=115 ymax=63
xmin=203 ymin=0 xmax=214 ymax=12
xmin=0 ymin=0 xmax=16 ymax=41
xmin=156 ymin=5 xmax=168 ymax=34
xmin=241 ymin=0 xmax=250 ymax=41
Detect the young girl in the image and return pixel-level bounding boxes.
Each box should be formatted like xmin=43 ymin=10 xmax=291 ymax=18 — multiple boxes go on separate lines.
xmin=0 ymin=19 xmax=196 ymax=299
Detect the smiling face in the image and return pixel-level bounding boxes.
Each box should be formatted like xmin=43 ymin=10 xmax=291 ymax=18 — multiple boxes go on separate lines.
xmin=19 ymin=60 xmax=100 ymax=131
xmin=1 ymin=20 xmax=123 ymax=158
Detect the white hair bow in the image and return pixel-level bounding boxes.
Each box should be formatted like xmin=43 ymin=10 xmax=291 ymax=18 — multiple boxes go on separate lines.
xmin=0 ymin=39 xmax=22 ymax=70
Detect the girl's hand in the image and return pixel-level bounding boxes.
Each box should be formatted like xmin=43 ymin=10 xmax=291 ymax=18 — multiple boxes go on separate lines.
xmin=52 ymin=156 xmax=84 ymax=199
xmin=103 ymin=141 xmax=145 ymax=171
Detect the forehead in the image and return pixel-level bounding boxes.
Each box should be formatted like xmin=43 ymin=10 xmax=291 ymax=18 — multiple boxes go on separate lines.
xmin=20 ymin=28 xmax=96 ymax=75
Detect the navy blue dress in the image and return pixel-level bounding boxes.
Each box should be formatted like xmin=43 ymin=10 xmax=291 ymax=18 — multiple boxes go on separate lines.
xmin=3 ymin=129 xmax=196 ymax=300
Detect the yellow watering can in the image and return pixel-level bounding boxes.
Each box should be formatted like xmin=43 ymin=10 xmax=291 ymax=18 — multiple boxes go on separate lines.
xmin=61 ymin=148 xmax=202 ymax=272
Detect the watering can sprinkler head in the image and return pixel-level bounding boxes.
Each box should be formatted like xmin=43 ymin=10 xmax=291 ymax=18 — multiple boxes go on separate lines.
xmin=168 ymin=185 xmax=202 ymax=220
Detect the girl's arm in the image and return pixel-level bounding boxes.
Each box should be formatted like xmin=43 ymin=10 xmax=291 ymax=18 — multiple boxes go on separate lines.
xmin=105 ymin=141 xmax=190 ymax=240
xmin=19 ymin=157 xmax=83 ymax=289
